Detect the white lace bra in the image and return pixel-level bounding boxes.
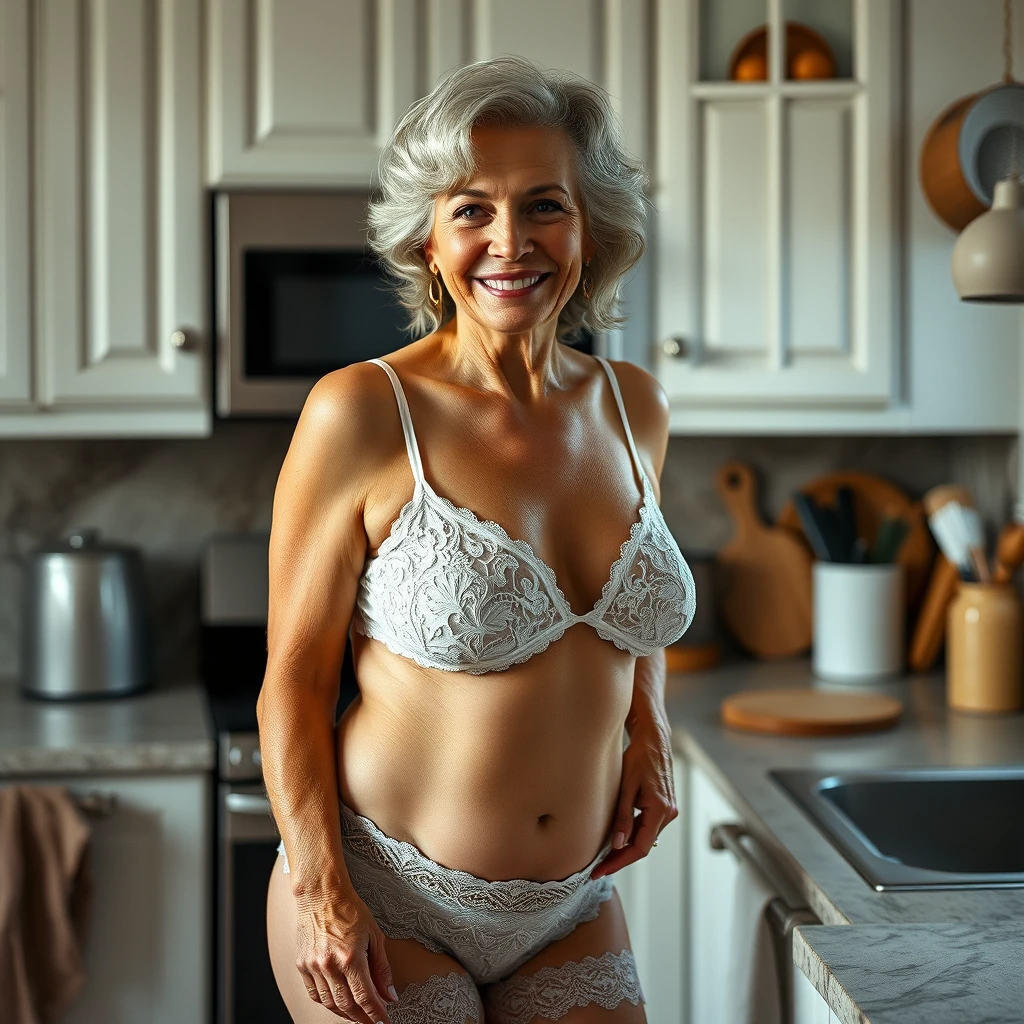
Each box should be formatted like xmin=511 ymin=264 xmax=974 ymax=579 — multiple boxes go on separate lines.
xmin=350 ymin=355 xmax=696 ymax=674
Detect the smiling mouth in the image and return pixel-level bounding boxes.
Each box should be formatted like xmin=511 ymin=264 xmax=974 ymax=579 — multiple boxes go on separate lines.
xmin=475 ymin=273 xmax=550 ymax=296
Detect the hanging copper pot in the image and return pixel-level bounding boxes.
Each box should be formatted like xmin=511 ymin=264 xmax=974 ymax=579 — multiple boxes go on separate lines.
xmin=920 ymin=81 xmax=1024 ymax=232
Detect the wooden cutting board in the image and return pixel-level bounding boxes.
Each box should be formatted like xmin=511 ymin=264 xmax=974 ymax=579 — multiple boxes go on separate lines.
xmin=721 ymin=687 xmax=903 ymax=736
xmin=715 ymin=462 xmax=813 ymax=658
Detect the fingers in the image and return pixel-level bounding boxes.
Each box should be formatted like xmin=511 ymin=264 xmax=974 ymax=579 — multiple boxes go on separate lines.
xmin=592 ymin=807 xmax=672 ymax=879
xmin=300 ymin=957 xmax=383 ymax=1024
xmin=367 ymin=927 xmax=400 ymax=1005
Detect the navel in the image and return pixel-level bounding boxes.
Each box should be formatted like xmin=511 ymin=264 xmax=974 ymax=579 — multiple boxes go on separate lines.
xmin=537 ymin=813 xmax=553 ymax=825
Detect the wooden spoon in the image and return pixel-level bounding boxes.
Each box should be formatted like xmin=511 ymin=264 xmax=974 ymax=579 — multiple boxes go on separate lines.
xmin=993 ymin=522 xmax=1024 ymax=583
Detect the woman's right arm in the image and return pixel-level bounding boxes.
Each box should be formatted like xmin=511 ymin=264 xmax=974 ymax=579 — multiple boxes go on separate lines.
xmin=257 ymin=365 xmax=397 ymax=1023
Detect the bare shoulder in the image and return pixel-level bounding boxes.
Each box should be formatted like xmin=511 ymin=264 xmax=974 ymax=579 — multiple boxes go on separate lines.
xmin=601 ymin=358 xmax=671 ymax=478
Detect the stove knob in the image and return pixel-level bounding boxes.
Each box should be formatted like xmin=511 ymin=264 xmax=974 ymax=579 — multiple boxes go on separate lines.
xmin=252 ymin=749 xmax=262 ymax=768
xmin=229 ymin=746 xmax=242 ymax=765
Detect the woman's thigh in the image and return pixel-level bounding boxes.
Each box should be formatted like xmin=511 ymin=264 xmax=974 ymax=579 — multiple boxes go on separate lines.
xmin=266 ymin=852 xmax=484 ymax=1023
xmin=480 ymin=888 xmax=646 ymax=1024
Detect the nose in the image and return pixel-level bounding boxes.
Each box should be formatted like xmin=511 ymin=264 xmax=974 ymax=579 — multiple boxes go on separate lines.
xmin=487 ymin=206 xmax=534 ymax=261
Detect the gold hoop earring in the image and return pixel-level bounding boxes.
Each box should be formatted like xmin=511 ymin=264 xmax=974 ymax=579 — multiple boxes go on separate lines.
xmin=582 ymin=275 xmax=592 ymax=300
xmin=428 ymin=271 xmax=443 ymax=314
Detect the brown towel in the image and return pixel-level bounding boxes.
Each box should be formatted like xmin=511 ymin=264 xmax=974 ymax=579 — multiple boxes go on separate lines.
xmin=0 ymin=786 xmax=93 ymax=1024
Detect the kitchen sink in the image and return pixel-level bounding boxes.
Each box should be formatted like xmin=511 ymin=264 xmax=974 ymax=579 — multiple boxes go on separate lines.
xmin=768 ymin=767 xmax=1024 ymax=891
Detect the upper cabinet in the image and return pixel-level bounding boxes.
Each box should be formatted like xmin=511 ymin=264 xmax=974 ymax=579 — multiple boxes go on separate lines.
xmin=206 ymin=0 xmax=651 ymax=186
xmin=0 ymin=0 xmax=31 ymax=409
xmin=654 ymin=0 xmax=898 ymax=411
xmin=1 ymin=0 xmax=208 ymax=438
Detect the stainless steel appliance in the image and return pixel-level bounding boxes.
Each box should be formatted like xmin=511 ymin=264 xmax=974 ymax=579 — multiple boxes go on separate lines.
xmin=213 ymin=190 xmax=594 ymax=418
xmin=20 ymin=527 xmax=153 ymax=700
xmin=201 ymin=533 xmax=357 ymax=1024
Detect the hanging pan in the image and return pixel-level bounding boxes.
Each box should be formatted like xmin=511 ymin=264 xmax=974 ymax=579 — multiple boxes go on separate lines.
xmin=920 ymin=81 xmax=1024 ymax=232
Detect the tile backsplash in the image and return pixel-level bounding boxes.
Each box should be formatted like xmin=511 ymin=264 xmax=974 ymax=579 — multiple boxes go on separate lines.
xmin=0 ymin=423 xmax=1017 ymax=682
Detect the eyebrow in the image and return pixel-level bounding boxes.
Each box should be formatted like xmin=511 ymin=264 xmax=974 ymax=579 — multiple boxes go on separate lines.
xmin=448 ymin=183 xmax=571 ymax=202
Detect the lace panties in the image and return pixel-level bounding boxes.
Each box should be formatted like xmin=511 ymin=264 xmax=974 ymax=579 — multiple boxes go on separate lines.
xmin=277 ymin=800 xmax=617 ymax=986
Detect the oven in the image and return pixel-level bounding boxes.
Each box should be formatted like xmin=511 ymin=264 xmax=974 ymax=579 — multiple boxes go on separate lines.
xmin=212 ymin=190 xmax=595 ymax=418
xmin=201 ymin=533 xmax=357 ymax=1023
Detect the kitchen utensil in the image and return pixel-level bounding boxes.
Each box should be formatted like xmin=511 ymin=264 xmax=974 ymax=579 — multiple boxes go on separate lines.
xmin=872 ymin=512 xmax=911 ymax=564
xmin=715 ymin=462 xmax=813 ymax=659
xmin=777 ymin=472 xmax=934 ymax=609
xmin=907 ymin=554 xmax=962 ymax=673
xmin=834 ymin=486 xmax=857 ymax=559
xmin=727 ymin=21 xmax=836 ymax=81
xmin=791 ymin=491 xmax=840 ymax=561
xmin=720 ymin=688 xmax=903 ymax=736
xmin=19 ymin=527 xmax=154 ymax=700
xmin=947 ymin=582 xmax=1023 ymax=713
xmin=919 ymin=74 xmax=1024 ymax=230
xmin=993 ymin=522 xmax=1024 ymax=583
xmin=813 ymin=563 xmax=905 ymax=681
xmin=923 ymin=484 xmax=990 ymax=582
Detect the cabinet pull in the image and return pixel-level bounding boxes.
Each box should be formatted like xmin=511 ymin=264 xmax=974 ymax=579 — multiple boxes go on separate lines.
xmin=73 ymin=791 xmax=117 ymax=817
xmin=225 ymin=792 xmax=273 ymax=816
xmin=170 ymin=329 xmax=195 ymax=350
xmin=709 ymin=822 xmax=819 ymax=938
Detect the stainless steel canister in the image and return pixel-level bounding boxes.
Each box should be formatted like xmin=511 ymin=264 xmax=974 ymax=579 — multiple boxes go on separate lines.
xmin=20 ymin=527 xmax=153 ymax=700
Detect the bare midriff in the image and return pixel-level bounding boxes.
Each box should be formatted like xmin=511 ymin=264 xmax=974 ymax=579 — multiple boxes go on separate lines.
xmin=334 ymin=623 xmax=634 ymax=884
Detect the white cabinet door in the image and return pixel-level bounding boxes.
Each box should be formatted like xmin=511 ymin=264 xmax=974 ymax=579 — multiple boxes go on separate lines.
xmin=32 ymin=0 xmax=207 ymax=430
xmin=687 ymin=759 xmax=745 ymax=1024
xmin=792 ymin=957 xmax=835 ymax=1024
xmin=655 ymin=0 xmax=897 ymax=410
xmin=0 ymin=0 xmax=31 ymax=407
xmin=5 ymin=774 xmax=211 ymax=1024
xmin=207 ymin=0 xmax=420 ymax=186
xmin=613 ymin=750 xmax=686 ymax=1022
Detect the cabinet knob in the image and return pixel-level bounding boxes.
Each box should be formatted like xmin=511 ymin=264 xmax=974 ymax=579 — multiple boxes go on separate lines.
xmin=662 ymin=336 xmax=688 ymax=359
xmin=170 ymin=329 xmax=193 ymax=350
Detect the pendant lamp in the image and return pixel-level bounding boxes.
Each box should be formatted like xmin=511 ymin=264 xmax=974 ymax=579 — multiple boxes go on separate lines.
xmin=952 ymin=0 xmax=1024 ymax=302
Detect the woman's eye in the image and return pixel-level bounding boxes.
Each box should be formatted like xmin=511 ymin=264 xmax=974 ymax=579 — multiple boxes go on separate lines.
xmin=454 ymin=205 xmax=482 ymax=220
xmin=534 ymin=200 xmax=564 ymax=213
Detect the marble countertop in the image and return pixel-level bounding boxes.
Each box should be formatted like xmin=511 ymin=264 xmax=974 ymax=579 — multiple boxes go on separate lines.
xmin=0 ymin=675 xmax=215 ymax=775
xmin=664 ymin=659 xmax=1024 ymax=1024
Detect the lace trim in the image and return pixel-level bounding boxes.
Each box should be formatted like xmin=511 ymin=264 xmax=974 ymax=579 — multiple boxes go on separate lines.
xmin=339 ymin=802 xmax=611 ymax=911
xmin=390 ymin=972 xmax=482 ymax=1024
xmin=484 ymin=948 xmax=645 ymax=1024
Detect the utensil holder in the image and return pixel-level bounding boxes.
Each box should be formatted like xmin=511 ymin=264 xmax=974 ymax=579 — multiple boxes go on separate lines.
xmin=947 ymin=582 xmax=1024 ymax=713
xmin=812 ymin=563 xmax=904 ymax=681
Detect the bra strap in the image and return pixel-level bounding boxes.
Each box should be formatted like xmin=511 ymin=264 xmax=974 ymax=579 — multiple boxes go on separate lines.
xmin=594 ymin=355 xmax=648 ymax=490
xmin=367 ymin=358 xmax=425 ymax=486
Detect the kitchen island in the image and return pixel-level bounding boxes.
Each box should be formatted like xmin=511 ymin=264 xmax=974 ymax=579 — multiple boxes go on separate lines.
xmin=666 ymin=659 xmax=1024 ymax=1024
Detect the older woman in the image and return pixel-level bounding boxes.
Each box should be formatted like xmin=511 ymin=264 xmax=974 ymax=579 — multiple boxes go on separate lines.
xmin=260 ymin=54 xmax=696 ymax=1024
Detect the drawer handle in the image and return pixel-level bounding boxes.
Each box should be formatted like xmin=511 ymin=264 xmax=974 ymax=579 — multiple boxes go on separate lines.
xmin=73 ymin=791 xmax=117 ymax=817
xmin=225 ymin=792 xmax=273 ymax=816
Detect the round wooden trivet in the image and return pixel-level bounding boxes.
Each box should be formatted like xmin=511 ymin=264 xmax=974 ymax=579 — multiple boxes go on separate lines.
xmin=721 ymin=687 xmax=903 ymax=736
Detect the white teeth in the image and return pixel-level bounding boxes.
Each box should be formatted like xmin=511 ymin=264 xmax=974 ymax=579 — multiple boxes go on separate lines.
xmin=481 ymin=275 xmax=541 ymax=291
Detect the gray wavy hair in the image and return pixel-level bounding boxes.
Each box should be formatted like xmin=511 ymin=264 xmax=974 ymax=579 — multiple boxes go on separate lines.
xmin=365 ymin=54 xmax=650 ymax=342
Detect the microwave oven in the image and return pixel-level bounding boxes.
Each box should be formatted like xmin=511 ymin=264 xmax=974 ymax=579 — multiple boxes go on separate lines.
xmin=212 ymin=190 xmax=595 ymax=418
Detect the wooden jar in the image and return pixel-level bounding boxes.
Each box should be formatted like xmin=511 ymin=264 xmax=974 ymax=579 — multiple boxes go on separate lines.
xmin=946 ymin=582 xmax=1024 ymax=713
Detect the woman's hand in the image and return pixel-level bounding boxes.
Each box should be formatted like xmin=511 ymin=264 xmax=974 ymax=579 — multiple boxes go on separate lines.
xmin=590 ymin=721 xmax=678 ymax=880
xmin=294 ymin=887 xmax=398 ymax=1022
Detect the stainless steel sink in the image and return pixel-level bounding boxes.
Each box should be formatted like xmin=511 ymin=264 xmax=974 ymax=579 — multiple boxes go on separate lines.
xmin=769 ymin=767 xmax=1024 ymax=891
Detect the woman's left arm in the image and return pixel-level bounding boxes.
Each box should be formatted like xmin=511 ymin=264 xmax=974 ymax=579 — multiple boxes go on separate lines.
xmin=590 ymin=358 xmax=680 ymax=880
xmin=590 ymin=649 xmax=677 ymax=879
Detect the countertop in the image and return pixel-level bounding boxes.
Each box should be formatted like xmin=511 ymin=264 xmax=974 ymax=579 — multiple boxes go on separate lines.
xmin=0 ymin=675 xmax=215 ymax=775
xmin=665 ymin=659 xmax=1024 ymax=1024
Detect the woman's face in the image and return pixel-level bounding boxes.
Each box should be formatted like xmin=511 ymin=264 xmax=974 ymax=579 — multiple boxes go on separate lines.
xmin=424 ymin=125 xmax=593 ymax=338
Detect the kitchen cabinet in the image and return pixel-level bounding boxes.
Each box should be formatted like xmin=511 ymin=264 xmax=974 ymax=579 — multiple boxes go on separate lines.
xmin=2 ymin=772 xmax=211 ymax=1024
xmin=685 ymin=758 xmax=833 ymax=1024
xmin=654 ymin=0 xmax=898 ymax=412
xmin=653 ymin=0 xmax=1023 ymax=434
xmin=0 ymin=0 xmax=31 ymax=408
xmin=206 ymin=0 xmax=651 ymax=186
xmin=613 ymin=750 xmax=686 ymax=1023
xmin=1 ymin=0 xmax=209 ymax=438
